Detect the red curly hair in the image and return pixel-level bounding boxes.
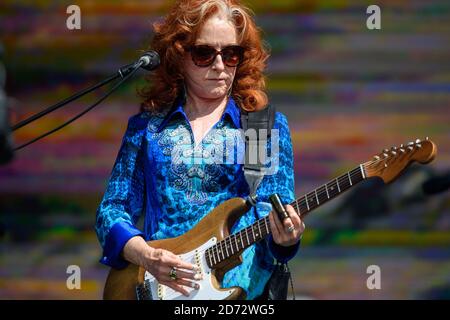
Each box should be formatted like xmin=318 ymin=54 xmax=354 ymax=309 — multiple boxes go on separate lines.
xmin=139 ymin=0 xmax=270 ymax=113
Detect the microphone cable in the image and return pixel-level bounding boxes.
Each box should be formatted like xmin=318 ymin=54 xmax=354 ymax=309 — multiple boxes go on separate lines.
xmin=13 ymin=60 xmax=142 ymax=151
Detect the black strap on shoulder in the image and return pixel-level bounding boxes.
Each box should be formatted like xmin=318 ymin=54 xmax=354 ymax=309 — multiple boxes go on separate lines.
xmin=240 ymin=104 xmax=276 ymax=205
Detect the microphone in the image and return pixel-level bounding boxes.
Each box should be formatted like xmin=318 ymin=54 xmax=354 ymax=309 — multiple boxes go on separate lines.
xmin=119 ymin=51 xmax=160 ymax=78
xmin=138 ymin=51 xmax=160 ymax=71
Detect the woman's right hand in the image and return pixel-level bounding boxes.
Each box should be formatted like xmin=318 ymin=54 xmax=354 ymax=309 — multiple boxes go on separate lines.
xmin=123 ymin=236 xmax=201 ymax=297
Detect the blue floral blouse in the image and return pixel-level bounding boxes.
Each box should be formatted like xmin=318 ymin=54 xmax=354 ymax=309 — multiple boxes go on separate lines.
xmin=95 ymin=97 xmax=299 ymax=299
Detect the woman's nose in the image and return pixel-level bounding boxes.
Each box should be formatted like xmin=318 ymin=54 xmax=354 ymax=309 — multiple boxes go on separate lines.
xmin=212 ymin=53 xmax=225 ymax=71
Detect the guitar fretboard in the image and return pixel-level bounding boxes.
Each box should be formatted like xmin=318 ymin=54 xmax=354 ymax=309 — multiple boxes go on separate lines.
xmin=205 ymin=165 xmax=366 ymax=268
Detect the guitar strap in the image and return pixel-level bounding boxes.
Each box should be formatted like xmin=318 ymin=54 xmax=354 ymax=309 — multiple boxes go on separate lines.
xmin=241 ymin=105 xmax=295 ymax=301
xmin=240 ymin=104 xmax=276 ymax=204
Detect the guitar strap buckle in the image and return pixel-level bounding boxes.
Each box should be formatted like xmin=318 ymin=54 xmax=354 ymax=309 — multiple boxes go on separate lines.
xmin=240 ymin=104 xmax=275 ymax=204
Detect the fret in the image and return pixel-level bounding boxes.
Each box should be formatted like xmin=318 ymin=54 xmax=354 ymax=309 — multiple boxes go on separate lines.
xmin=317 ymin=185 xmax=328 ymax=204
xmin=207 ymin=251 xmax=213 ymax=267
xmin=231 ymin=235 xmax=236 ymax=253
xmin=230 ymin=235 xmax=234 ymax=255
xmin=216 ymin=246 xmax=221 ymax=264
xmin=314 ymin=189 xmax=319 ymax=205
xmin=356 ymin=167 xmax=363 ymax=182
xmin=251 ymin=225 xmax=256 ymax=242
xmin=257 ymin=221 xmax=262 ymax=238
xmin=294 ymin=200 xmax=299 ymax=213
xmin=245 ymin=227 xmax=250 ymax=245
xmin=208 ymin=250 xmax=213 ymax=267
xmin=345 ymin=174 xmax=352 ymax=189
xmin=229 ymin=237 xmax=234 ymax=255
xmin=232 ymin=236 xmax=236 ymax=254
xmin=360 ymin=164 xmax=366 ymax=179
xmin=295 ymin=200 xmax=302 ymax=214
xmin=338 ymin=174 xmax=351 ymax=190
xmin=211 ymin=247 xmax=217 ymax=265
xmin=220 ymin=242 xmax=225 ymax=260
xmin=305 ymin=195 xmax=310 ymax=211
xmin=327 ymin=180 xmax=338 ymax=198
xmin=325 ymin=184 xmax=330 ymax=199
xmin=336 ymin=177 xmax=341 ymax=192
xmin=224 ymin=239 xmax=229 ymax=257
xmin=307 ymin=192 xmax=317 ymax=210
xmin=348 ymin=171 xmax=353 ymax=186
xmin=237 ymin=235 xmax=241 ymax=251
xmin=264 ymin=217 xmax=270 ymax=234
xmin=214 ymin=245 xmax=220 ymax=263
xmin=236 ymin=232 xmax=244 ymax=251
xmin=300 ymin=199 xmax=308 ymax=213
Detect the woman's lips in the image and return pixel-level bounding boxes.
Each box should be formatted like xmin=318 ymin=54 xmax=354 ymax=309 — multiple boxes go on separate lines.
xmin=208 ymin=79 xmax=227 ymax=84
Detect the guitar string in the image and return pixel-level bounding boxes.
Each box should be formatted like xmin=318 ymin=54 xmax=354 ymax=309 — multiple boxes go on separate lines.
xmin=151 ymin=156 xmax=394 ymax=297
xmin=160 ymin=155 xmax=399 ymax=276
xmin=220 ymin=150 xmax=413 ymax=256
xmin=196 ymin=152 xmax=404 ymax=268
xmin=149 ymin=151 xmax=415 ymax=298
xmin=154 ymin=168 xmax=366 ymax=299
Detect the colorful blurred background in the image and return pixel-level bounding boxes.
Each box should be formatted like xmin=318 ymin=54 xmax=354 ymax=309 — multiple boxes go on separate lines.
xmin=0 ymin=0 xmax=449 ymax=299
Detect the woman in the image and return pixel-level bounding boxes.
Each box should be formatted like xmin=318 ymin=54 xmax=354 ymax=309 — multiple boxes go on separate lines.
xmin=96 ymin=0 xmax=305 ymax=300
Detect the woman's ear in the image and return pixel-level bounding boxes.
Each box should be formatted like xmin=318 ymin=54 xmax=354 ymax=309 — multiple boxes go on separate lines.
xmin=174 ymin=40 xmax=185 ymax=53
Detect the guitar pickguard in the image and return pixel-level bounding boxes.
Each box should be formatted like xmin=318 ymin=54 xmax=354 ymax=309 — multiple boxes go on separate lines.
xmin=142 ymin=237 xmax=237 ymax=300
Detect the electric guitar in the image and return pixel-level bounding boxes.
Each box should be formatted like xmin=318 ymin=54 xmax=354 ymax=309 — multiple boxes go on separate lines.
xmin=103 ymin=138 xmax=437 ymax=300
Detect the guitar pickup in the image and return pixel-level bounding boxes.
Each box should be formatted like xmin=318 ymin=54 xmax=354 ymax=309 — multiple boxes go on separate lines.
xmin=194 ymin=250 xmax=203 ymax=277
xmin=157 ymin=283 xmax=165 ymax=300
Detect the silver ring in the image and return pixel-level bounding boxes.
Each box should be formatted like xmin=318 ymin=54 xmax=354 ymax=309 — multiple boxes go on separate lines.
xmin=169 ymin=267 xmax=177 ymax=280
xmin=287 ymin=225 xmax=295 ymax=233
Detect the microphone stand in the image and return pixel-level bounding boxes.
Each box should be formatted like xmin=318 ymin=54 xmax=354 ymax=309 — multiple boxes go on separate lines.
xmin=11 ymin=57 xmax=152 ymax=151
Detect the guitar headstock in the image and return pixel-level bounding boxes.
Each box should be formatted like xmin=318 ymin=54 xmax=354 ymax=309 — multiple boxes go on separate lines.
xmin=363 ymin=137 xmax=437 ymax=183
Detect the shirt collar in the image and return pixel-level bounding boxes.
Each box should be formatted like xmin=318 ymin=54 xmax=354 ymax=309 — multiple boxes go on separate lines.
xmin=222 ymin=97 xmax=241 ymax=129
xmin=157 ymin=96 xmax=241 ymax=132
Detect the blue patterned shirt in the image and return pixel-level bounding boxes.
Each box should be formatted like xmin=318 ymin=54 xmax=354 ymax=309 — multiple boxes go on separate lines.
xmin=95 ymin=97 xmax=299 ymax=300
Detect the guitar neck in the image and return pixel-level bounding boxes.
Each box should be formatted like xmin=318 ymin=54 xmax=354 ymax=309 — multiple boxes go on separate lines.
xmin=206 ymin=165 xmax=367 ymax=267
xmin=291 ymin=165 xmax=367 ymax=219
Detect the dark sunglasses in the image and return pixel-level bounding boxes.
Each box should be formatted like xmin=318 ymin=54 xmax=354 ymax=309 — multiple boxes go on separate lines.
xmin=188 ymin=45 xmax=245 ymax=68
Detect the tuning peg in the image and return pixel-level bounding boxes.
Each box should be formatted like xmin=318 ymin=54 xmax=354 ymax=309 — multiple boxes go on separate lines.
xmin=391 ymin=151 xmax=397 ymax=155
xmin=408 ymin=141 xmax=414 ymax=146
xmin=408 ymin=146 xmax=414 ymax=151
xmin=426 ymin=137 xmax=429 ymax=140
xmin=374 ymin=155 xmax=380 ymax=160
xmin=417 ymin=144 xmax=422 ymax=148
xmin=400 ymin=148 xmax=405 ymax=153
xmin=400 ymin=144 xmax=404 ymax=148
xmin=384 ymin=163 xmax=388 ymax=168
xmin=384 ymin=149 xmax=389 ymax=153
xmin=391 ymin=146 xmax=397 ymax=150
xmin=383 ymin=153 xmax=389 ymax=158
xmin=415 ymin=139 xmax=421 ymax=144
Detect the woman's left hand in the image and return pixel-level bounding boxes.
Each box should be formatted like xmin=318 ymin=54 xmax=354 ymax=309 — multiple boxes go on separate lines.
xmin=269 ymin=204 xmax=305 ymax=247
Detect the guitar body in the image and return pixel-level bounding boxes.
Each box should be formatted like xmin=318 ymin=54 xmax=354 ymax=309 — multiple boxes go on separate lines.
xmin=103 ymin=197 xmax=251 ymax=300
